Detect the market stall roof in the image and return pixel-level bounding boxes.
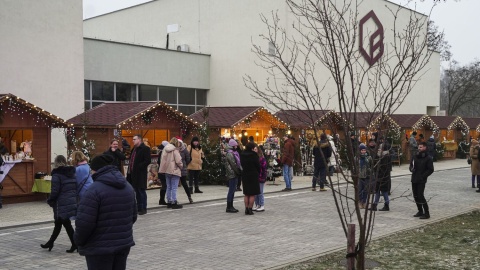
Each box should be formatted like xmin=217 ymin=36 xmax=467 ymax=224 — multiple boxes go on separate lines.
xmin=338 ymin=112 xmax=380 ymax=129
xmin=190 ymin=106 xmax=288 ymax=129
xmin=460 ymin=117 xmax=480 ymax=132
xmin=367 ymin=114 xmax=401 ymax=131
xmin=389 ymin=114 xmax=439 ymax=132
xmin=67 ymin=101 xmax=197 ymax=129
xmin=0 ymin=93 xmax=69 ymax=127
xmin=430 ymin=116 xmax=469 ymax=133
xmin=275 ymin=110 xmax=332 ymax=129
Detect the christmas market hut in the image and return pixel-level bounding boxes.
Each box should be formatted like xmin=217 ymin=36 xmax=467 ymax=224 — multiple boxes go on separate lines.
xmin=0 ymin=93 xmax=69 ymax=203
xmin=67 ymin=101 xmax=198 ymax=159
xmin=389 ymin=114 xmax=439 ymax=160
xmin=430 ymin=116 xmax=470 ymax=159
xmin=337 ymin=112 xmax=380 ymax=144
xmin=274 ymin=110 xmax=347 ymax=175
xmin=189 ymin=106 xmax=289 ymax=145
xmin=461 ymin=117 xmax=480 ymax=140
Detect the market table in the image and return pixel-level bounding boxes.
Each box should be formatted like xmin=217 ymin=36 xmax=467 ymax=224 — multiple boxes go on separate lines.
xmin=442 ymin=141 xmax=458 ymax=159
xmin=31 ymin=179 xmax=51 ymax=193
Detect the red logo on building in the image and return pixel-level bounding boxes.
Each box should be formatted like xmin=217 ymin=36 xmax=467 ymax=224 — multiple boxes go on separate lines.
xmin=359 ymin=10 xmax=384 ymax=66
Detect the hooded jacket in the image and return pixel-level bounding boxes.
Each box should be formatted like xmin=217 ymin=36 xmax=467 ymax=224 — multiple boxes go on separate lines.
xmin=187 ymin=144 xmax=204 ymax=170
xmin=47 ymin=166 xmax=77 ymax=220
xmin=74 ymin=165 xmax=137 ymax=256
xmin=224 ymin=144 xmax=241 ymax=180
xmin=159 ymin=143 xmax=183 ymax=177
xmin=409 ymin=150 xmax=434 ymax=184
xmin=313 ymin=140 xmax=331 ymax=169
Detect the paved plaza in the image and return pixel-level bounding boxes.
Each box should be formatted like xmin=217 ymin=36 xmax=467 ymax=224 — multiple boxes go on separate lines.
xmin=0 ymin=159 xmax=477 ymax=269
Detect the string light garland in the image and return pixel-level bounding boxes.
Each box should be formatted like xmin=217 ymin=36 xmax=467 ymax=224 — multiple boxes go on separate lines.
xmin=447 ymin=116 xmax=469 ymax=135
xmin=0 ymin=93 xmax=69 ymax=128
xmin=412 ymin=115 xmax=439 ymax=134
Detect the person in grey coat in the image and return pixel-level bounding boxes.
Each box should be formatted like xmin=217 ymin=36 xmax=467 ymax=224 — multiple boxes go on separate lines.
xmin=178 ymin=140 xmax=193 ymax=203
xmin=41 ymin=155 xmax=77 ymax=253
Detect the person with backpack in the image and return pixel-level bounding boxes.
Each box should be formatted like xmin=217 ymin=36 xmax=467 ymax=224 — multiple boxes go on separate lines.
xmin=312 ymin=133 xmax=331 ymax=192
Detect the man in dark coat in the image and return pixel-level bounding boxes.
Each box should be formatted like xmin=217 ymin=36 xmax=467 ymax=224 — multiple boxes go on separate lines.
xmin=312 ymin=134 xmax=331 ymax=191
xmin=126 ymin=134 xmax=151 ymax=215
xmin=281 ymin=135 xmax=295 ymax=191
xmin=75 ymin=154 xmax=137 ymax=270
xmin=409 ymin=142 xmax=434 ymax=219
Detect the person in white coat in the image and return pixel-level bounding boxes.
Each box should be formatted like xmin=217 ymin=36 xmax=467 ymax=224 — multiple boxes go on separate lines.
xmin=327 ymin=135 xmax=339 ymax=176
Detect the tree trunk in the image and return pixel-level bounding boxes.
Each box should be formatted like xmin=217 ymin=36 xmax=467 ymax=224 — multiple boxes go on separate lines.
xmin=347 ymin=224 xmax=356 ymax=270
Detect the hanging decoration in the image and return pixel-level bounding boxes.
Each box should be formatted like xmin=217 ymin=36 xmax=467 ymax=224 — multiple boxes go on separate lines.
xmin=412 ymin=115 xmax=439 ymax=134
xmin=447 ymin=116 xmax=469 ymax=135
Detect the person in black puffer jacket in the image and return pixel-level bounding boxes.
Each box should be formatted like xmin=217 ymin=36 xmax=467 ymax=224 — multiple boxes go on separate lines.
xmin=41 ymin=155 xmax=77 ymax=253
xmin=410 ymin=142 xmax=434 ymax=219
xmin=75 ymin=154 xmax=137 ymax=270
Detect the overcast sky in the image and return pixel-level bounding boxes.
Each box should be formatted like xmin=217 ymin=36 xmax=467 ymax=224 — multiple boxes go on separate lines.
xmin=83 ymin=0 xmax=480 ymax=65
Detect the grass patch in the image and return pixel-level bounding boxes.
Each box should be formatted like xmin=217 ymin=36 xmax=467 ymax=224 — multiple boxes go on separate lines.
xmin=282 ymin=211 xmax=480 ymax=269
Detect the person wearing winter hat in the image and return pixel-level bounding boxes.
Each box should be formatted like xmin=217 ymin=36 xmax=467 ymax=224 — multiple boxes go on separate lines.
xmin=357 ymin=144 xmax=372 ymax=209
xmin=159 ymin=137 xmax=184 ymax=209
xmin=187 ymin=136 xmax=204 ymax=194
xmin=469 ymin=139 xmax=480 ymax=189
xmin=224 ymin=139 xmax=242 ymax=213
xmin=75 ymin=154 xmax=137 ymax=269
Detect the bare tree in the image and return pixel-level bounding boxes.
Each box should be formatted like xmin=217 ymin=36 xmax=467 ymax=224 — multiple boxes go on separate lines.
xmin=440 ymin=60 xmax=480 ymax=116
xmin=244 ymin=0 xmax=434 ymax=269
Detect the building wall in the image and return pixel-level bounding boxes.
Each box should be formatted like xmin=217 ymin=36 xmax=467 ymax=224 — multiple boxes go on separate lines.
xmin=84 ymin=39 xmax=210 ymax=89
xmin=83 ymin=0 xmax=440 ymax=114
xmin=0 ymin=0 xmax=85 ymax=160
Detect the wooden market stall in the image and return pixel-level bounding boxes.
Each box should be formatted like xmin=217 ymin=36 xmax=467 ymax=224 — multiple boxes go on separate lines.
xmin=389 ymin=114 xmax=439 ymax=160
xmin=366 ymin=114 xmax=403 ymax=165
xmin=67 ymin=101 xmax=198 ymax=158
xmin=0 ymin=93 xmax=69 ymax=204
xmin=190 ymin=106 xmax=289 ymax=145
xmin=275 ymin=110 xmax=348 ymax=175
xmin=461 ymin=117 xmax=480 ymax=141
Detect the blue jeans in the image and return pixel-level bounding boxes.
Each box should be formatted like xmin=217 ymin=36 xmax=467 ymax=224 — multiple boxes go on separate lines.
xmin=135 ymin=188 xmax=147 ymax=211
xmin=166 ymin=174 xmax=180 ymax=203
xmin=374 ymin=191 xmax=389 ymax=205
xmin=86 ymin=247 xmax=130 ymax=270
xmin=227 ymin=177 xmax=238 ymax=202
xmin=283 ymin=164 xmax=292 ymax=188
xmin=358 ymin=178 xmax=368 ymax=204
xmin=255 ymin=182 xmax=265 ymax=206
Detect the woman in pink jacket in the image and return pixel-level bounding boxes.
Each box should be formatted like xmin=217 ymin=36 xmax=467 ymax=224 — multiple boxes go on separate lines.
xmin=159 ymin=137 xmax=183 ymax=209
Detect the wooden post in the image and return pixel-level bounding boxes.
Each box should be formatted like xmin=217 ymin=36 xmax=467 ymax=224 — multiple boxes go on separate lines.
xmin=347 ymin=223 xmax=356 ymax=270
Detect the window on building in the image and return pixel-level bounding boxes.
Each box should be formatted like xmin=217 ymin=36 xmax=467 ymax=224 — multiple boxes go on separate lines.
xmin=158 ymin=86 xmax=177 ymax=104
xmin=178 ymin=88 xmax=196 ymax=105
xmin=178 ymin=105 xmax=197 ymax=116
xmin=196 ymin=89 xmax=207 ymax=105
xmin=84 ymin=101 xmax=91 ymax=111
xmin=139 ymin=85 xmax=157 ymax=101
xmin=116 ymin=83 xmax=136 ymax=101
xmin=84 ymin=81 xmax=91 ymax=100
xmin=92 ymin=81 xmax=114 ymax=101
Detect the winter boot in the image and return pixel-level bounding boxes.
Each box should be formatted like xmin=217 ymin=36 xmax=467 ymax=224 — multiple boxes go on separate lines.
xmin=171 ymin=201 xmax=183 ymax=209
xmin=472 ymin=175 xmax=476 ymax=188
xmin=40 ymin=223 xmax=61 ymax=251
xmin=368 ymin=204 xmax=377 ymax=211
xmin=226 ymin=202 xmax=237 ymax=213
xmin=194 ymin=186 xmax=203 ymax=193
xmin=378 ymin=204 xmax=389 ymax=211
xmin=413 ymin=203 xmax=424 ymax=217
xmin=189 ymin=187 xmax=194 ymax=194
xmin=159 ymin=189 xmax=167 ymax=205
xmin=419 ymin=211 xmax=430 ymax=219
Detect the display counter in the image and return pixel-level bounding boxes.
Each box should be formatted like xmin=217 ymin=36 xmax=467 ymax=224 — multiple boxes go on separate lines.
xmin=31 ymin=178 xmax=51 ymax=193
xmin=442 ymin=142 xmax=457 ymax=159
xmin=0 ymin=159 xmax=35 ymax=197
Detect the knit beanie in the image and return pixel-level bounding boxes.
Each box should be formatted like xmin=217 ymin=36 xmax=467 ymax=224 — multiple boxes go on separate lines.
xmin=192 ymin=136 xmax=199 ymax=142
xmin=229 ymin=139 xmax=238 ymax=147
xmin=90 ymin=154 xmax=114 ymax=171
xmin=359 ymin=143 xmax=367 ymax=150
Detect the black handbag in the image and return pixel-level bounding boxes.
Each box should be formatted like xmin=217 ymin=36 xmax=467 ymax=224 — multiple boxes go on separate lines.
xmin=468 ymin=157 xmax=472 ymax=165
